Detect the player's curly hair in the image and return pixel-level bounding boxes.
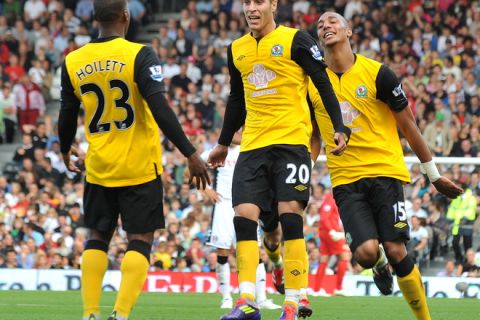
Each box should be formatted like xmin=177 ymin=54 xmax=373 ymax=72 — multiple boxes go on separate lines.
xmin=93 ymin=0 xmax=127 ymax=23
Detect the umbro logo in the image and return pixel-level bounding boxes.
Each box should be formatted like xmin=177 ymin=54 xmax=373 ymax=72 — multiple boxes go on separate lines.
xmin=394 ymin=222 xmax=407 ymax=229
xmin=290 ymin=269 xmax=301 ymax=276
xmin=295 ymin=185 xmax=308 ymax=191
xmin=409 ymin=299 xmax=420 ymax=306
xmin=236 ymin=55 xmax=246 ymax=61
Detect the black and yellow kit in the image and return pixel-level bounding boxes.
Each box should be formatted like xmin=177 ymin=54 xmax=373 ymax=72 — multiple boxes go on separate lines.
xmin=219 ymin=25 xmax=349 ymax=150
xmin=218 ymin=26 xmax=348 ymax=209
xmin=309 ymin=54 xmax=411 ymax=188
xmin=59 ymin=37 xmax=195 ymax=187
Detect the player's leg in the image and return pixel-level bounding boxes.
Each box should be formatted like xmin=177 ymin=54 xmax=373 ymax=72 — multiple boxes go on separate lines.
xmin=81 ymin=230 xmax=112 ymax=320
xmin=256 ymin=223 xmax=282 ymax=310
xmin=207 ymin=200 xmax=235 ymax=308
xmin=313 ymin=253 xmax=330 ymax=295
xmin=234 ymin=204 xmax=261 ymax=301
xmin=332 ymin=179 xmax=391 ymax=294
xmin=109 ymin=177 xmax=164 ymax=320
xmin=110 ymin=232 xmax=153 ymax=320
xmin=217 ymin=247 xmax=233 ymax=308
xmin=273 ymin=145 xmax=311 ymax=319
xmin=81 ymin=182 xmax=119 ymax=320
xmin=278 ymin=206 xmax=307 ymax=318
xmin=221 ymin=149 xmax=270 ymax=320
xmin=260 ymin=209 xmax=284 ymax=294
xmin=297 ymin=241 xmax=312 ymax=318
xmin=374 ymin=178 xmax=431 ymax=320
xmin=333 ymin=250 xmax=349 ymax=296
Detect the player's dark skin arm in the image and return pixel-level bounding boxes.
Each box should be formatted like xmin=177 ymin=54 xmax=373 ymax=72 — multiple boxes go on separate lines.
xmin=144 ymin=92 xmax=211 ymax=189
xmin=394 ymin=108 xmax=463 ymax=199
xmin=376 ymin=65 xmax=463 ymax=199
xmin=310 ymin=120 xmax=322 ymax=163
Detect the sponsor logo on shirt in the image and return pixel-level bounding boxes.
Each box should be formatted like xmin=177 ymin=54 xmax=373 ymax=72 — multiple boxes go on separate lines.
xmin=309 ymin=45 xmax=324 ymax=61
xmin=355 ymin=84 xmax=368 ymax=98
xmin=271 ymin=44 xmax=283 ymax=57
xmin=149 ymin=65 xmax=164 ymax=82
xmin=340 ymin=101 xmax=361 ymax=130
xmin=247 ymin=64 xmax=276 ymax=89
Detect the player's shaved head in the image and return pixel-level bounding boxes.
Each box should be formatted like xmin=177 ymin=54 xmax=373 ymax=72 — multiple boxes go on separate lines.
xmin=94 ymin=0 xmax=127 ymax=23
xmin=318 ymin=12 xmax=349 ymax=29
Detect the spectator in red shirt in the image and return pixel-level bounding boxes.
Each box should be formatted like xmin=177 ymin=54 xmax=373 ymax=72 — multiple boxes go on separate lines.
xmin=313 ymin=192 xmax=350 ymax=296
xmin=4 ymin=54 xmax=26 ymax=83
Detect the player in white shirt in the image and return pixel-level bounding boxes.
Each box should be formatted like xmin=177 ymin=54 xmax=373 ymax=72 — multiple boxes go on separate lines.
xmin=202 ymin=132 xmax=280 ymax=310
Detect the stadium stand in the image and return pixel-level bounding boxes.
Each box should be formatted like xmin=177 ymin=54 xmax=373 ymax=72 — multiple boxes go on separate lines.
xmin=0 ymin=0 xmax=479 ymax=284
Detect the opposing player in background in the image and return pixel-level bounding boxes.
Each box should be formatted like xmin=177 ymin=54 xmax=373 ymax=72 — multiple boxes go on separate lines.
xmin=202 ymin=131 xmax=280 ymax=310
xmin=59 ymin=1 xmax=209 ymax=319
xmin=312 ymin=188 xmax=349 ymax=297
xmin=309 ymin=12 xmax=463 ymax=320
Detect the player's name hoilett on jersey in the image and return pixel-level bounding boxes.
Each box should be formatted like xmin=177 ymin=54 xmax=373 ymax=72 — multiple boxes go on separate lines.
xmin=75 ymin=59 xmax=126 ymax=81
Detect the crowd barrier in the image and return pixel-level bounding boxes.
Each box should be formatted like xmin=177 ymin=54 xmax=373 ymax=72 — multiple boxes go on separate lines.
xmin=1 ymin=269 xmax=478 ymax=298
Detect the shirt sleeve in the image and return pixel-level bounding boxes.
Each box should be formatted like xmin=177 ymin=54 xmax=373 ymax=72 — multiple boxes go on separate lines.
xmin=376 ymin=64 xmax=408 ymax=113
xmin=134 ymin=46 xmax=166 ymax=98
xmin=218 ymin=44 xmax=246 ymax=146
xmin=58 ymin=61 xmax=80 ymax=154
xmin=291 ymin=31 xmax=351 ymax=139
xmin=133 ymin=46 xmax=195 ymax=157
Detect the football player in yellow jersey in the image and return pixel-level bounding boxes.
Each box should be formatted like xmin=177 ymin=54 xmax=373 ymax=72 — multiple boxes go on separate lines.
xmin=309 ymin=12 xmax=463 ymax=320
xmin=58 ymin=1 xmax=210 ymax=320
xmin=208 ymin=1 xmax=350 ymax=320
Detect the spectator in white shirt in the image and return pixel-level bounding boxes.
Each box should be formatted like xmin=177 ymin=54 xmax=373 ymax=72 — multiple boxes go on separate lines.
xmin=24 ymin=0 xmax=47 ymax=23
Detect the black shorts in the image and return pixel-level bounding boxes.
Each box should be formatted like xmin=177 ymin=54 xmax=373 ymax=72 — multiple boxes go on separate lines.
xmin=332 ymin=177 xmax=410 ymax=253
xmin=84 ymin=177 xmax=165 ymax=234
xmin=232 ymin=144 xmax=311 ymax=211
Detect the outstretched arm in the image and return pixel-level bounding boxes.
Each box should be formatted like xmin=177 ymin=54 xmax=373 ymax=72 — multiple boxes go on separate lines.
xmin=376 ymin=65 xmax=463 ymax=199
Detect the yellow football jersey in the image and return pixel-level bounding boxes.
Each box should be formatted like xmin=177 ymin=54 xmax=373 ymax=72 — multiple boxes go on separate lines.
xmin=63 ymin=37 xmax=164 ymax=187
xmin=230 ymin=26 xmax=313 ymax=151
xmin=309 ymin=54 xmax=411 ymax=187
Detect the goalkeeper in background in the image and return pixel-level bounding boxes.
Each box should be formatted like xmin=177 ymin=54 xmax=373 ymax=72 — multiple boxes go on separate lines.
xmin=312 ymin=187 xmax=350 ymax=297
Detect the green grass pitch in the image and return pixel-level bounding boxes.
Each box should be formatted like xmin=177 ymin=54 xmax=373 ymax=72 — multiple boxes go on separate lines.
xmin=0 ymin=291 xmax=477 ymax=320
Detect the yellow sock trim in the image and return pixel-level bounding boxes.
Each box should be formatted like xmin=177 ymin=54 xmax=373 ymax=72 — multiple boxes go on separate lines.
xmin=81 ymin=249 xmax=108 ymax=317
xmin=284 ymin=239 xmax=306 ymax=290
xmin=263 ymin=238 xmax=282 ymax=264
xmin=114 ymin=251 xmax=150 ymax=318
xmin=397 ymin=265 xmax=431 ymax=320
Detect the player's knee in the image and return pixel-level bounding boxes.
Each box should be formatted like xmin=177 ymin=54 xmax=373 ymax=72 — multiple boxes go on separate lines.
xmin=127 ymin=240 xmax=151 ymax=261
xmin=383 ymin=241 xmax=407 ymax=264
xmin=217 ymin=255 xmax=228 ymax=265
xmin=279 ymin=213 xmax=303 ymax=240
xmin=233 ymin=216 xmax=258 ymax=241
xmin=354 ymin=242 xmax=378 ymax=268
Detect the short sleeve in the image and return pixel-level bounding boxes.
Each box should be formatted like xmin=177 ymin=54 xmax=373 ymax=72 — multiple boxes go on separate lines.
xmin=134 ymin=46 xmax=166 ymax=98
xmin=291 ymin=30 xmax=328 ymax=70
xmin=376 ymin=65 xmax=408 ymax=112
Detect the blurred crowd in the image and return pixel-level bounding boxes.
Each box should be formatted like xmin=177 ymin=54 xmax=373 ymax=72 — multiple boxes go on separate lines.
xmin=0 ymin=0 xmax=479 ymax=279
